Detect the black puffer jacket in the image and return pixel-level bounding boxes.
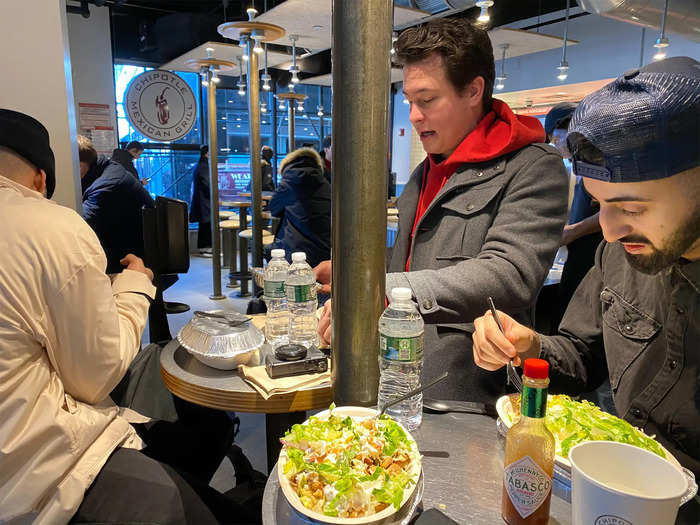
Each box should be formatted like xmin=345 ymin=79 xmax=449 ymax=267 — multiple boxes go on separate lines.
xmin=81 ymin=155 xmax=111 ymax=194
xmin=268 ymin=148 xmax=331 ymax=267
xmin=83 ymin=160 xmax=155 ymax=273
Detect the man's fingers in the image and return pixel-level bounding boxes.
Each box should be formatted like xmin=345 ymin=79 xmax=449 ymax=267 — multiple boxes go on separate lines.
xmin=318 ymin=284 xmax=331 ymax=294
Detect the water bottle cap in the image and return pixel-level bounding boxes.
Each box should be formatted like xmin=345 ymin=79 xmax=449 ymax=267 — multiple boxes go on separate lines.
xmin=271 ymin=249 xmax=286 ymax=259
xmin=391 ymin=287 xmax=412 ymax=302
xmin=291 ymin=252 xmax=306 ymax=262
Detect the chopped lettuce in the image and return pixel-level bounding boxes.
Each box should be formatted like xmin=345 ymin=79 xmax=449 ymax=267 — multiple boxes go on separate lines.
xmin=511 ymin=394 xmax=667 ymax=459
xmin=282 ymin=406 xmax=421 ymax=518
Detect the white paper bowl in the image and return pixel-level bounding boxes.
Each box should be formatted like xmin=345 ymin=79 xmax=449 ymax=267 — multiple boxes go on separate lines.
xmin=278 ymin=406 xmax=422 ymax=524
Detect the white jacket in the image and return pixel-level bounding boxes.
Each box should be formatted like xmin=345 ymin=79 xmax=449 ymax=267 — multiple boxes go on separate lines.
xmin=0 ymin=174 xmax=156 ymax=524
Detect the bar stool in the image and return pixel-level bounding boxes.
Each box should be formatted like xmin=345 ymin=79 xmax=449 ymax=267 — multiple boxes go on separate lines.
xmin=219 ymin=218 xmax=240 ymax=272
xmin=225 ymin=199 xmax=252 ymax=297
xmin=238 ymin=228 xmax=274 ymax=247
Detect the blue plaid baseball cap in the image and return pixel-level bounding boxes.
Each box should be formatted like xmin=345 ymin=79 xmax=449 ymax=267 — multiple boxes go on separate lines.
xmin=567 ymin=56 xmax=700 ymax=183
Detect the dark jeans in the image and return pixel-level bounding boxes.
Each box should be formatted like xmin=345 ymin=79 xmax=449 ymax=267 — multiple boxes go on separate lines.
xmin=198 ymin=221 xmax=212 ymax=249
xmin=70 ymin=448 xmax=259 ymax=525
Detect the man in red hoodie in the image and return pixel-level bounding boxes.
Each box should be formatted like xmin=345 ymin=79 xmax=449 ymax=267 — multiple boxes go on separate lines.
xmin=317 ymin=19 xmax=568 ymax=402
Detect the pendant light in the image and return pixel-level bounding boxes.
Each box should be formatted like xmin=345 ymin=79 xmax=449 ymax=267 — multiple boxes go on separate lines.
xmin=556 ymin=1 xmax=570 ymax=81
xmin=237 ymin=57 xmax=246 ymax=96
xmin=476 ymin=1 xmax=494 ymax=24
xmin=653 ymin=0 xmax=670 ymax=60
xmin=288 ymin=34 xmax=300 ymax=86
xmin=261 ymin=44 xmax=271 ymax=91
xmin=495 ymin=44 xmax=508 ymax=90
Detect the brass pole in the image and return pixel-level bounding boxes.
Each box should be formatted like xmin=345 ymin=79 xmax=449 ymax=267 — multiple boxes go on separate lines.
xmin=331 ymin=0 xmax=392 ymax=405
xmin=208 ymin=69 xmax=225 ymax=300
xmin=247 ymin=37 xmax=263 ymax=269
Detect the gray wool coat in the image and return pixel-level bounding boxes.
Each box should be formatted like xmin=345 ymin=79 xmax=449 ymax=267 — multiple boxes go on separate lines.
xmin=386 ymin=143 xmax=569 ymax=402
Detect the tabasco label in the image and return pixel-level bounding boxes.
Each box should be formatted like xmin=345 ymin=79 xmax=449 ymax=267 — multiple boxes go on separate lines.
xmin=504 ymin=455 xmax=552 ymax=519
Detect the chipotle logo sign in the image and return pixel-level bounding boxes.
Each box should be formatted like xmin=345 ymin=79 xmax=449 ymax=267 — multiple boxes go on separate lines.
xmin=125 ymin=70 xmax=196 ymax=142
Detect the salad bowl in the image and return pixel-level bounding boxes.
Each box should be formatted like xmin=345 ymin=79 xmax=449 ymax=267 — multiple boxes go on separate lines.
xmin=278 ymin=406 xmax=422 ymax=524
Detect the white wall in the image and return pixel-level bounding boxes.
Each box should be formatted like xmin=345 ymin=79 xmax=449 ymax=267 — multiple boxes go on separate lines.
xmin=0 ymin=0 xmax=81 ymax=210
xmin=67 ymin=5 xmax=117 ymax=156
xmin=499 ymin=10 xmax=700 ymax=93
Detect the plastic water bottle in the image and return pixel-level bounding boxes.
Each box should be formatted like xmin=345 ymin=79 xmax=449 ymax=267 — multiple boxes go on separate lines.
xmin=377 ymin=287 xmax=424 ymax=431
xmin=286 ymin=252 xmax=318 ymax=348
xmin=264 ymin=249 xmax=290 ymax=348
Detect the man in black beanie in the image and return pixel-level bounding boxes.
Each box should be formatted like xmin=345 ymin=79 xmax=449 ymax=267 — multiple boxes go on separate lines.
xmin=472 ymin=58 xmax=700 ymax=484
xmin=0 ymin=109 xmax=221 ymax=525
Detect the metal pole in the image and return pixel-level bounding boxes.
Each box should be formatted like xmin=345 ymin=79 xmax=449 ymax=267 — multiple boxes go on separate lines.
xmin=331 ymin=0 xmax=391 ymax=406
xmin=207 ymin=70 xmax=225 ymax=300
xmin=247 ymin=37 xmax=263 ymax=270
xmin=288 ymin=100 xmax=295 ymax=152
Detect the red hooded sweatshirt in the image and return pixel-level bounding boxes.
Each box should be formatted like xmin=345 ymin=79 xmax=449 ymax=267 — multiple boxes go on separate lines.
xmin=405 ymin=99 xmax=545 ymax=271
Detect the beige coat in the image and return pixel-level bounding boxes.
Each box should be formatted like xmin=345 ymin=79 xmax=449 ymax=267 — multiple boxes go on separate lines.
xmin=0 ymin=174 xmax=156 ymax=524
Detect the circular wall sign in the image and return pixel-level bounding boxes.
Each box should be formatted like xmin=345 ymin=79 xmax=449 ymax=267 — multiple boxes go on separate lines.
xmin=124 ymin=70 xmax=197 ymax=142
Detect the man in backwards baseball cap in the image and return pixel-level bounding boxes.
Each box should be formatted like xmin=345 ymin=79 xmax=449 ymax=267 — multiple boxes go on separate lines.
xmin=471 ymin=57 xmax=700 ymax=478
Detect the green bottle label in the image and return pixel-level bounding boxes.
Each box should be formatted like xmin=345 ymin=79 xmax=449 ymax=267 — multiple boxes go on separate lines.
xmin=379 ymin=334 xmax=423 ymax=361
xmin=264 ymin=280 xmax=286 ymax=298
xmin=287 ymin=283 xmax=313 ymax=302
xmin=521 ymin=385 xmax=548 ymax=419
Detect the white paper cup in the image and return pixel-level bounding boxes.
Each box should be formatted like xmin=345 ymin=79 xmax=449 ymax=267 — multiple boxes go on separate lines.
xmin=569 ymin=441 xmax=688 ymax=525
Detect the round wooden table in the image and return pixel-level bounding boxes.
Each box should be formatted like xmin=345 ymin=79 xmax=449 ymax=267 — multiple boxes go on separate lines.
xmin=239 ymin=191 xmax=273 ymax=201
xmin=160 ymin=325 xmax=332 ymax=472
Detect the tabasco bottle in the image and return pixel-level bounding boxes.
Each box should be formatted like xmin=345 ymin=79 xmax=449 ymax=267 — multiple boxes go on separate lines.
xmin=502 ymin=359 xmax=555 ymax=525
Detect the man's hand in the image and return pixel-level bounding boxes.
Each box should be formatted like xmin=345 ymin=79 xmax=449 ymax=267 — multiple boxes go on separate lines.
xmin=120 ymin=254 xmax=154 ymax=282
xmin=472 ymin=309 xmax=540 ymax=370
xmin=314 ymin=260 xmax=332 ymax=294
xmin=318 ymin=300 xmax=332 ymax=345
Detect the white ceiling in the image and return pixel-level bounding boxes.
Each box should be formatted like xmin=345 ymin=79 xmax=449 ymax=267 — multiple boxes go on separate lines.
xmin=498 ymin=78 xmax=613 ymax=110
xmin=255 ymin=0 xmax=427 ymax=51
xmin=160 ymin=42 xmax=291 ymax=77
xmin=300 ymin=68 xmax=405 ymax=86
xmin=488 ymin=28 xmax=577 ymax=60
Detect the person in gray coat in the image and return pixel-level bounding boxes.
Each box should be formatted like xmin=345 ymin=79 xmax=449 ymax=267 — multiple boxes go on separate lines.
xmin=316 ymin=19 xmax=568 ymax=403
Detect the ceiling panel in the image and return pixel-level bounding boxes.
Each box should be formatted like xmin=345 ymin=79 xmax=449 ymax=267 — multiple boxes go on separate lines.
xmin=300 ymin=68 xmax=405 ymax=86
xmin=488 ymin=28 xmax=577 ymax=60
xmin=254 ymin=0 xmax=428 ymax=51
xmin=497 ymin=78 xmax=613 ymax=110
xmin=160 ymin=42 xmax=290 ymax=76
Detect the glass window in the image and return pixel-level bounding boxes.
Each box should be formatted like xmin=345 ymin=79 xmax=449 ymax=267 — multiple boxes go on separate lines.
xmin=112 ymin=64 xmax=333 ymax=211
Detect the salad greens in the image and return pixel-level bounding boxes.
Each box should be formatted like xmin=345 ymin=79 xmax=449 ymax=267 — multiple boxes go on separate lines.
xmin=509 ymin=394 xmax=667 ymax=459
xmin=281 ymin=405 xmax=420 ymax=518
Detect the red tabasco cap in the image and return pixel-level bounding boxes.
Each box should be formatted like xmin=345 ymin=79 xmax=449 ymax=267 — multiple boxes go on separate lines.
xmin=523 ymin=358 xmax=549 ymax=379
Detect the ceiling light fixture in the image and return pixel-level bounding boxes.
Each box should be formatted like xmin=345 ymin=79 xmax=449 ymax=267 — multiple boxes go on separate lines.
xmin=297 ymin=101 xmax=304 ymax=112
xmin=200 ymin=66 xmax=209 ymax=87
xmin=476 ymin=1 xmax=494 ymax=24
xmin=317 ymin=105 xmax=324 ymax=117
xmin=289 ymin=34 xmax=300 ymax=87
xmin=495 ymin=43 xmax=508 ymax=90
xmin=237 ymin=57 xmax=246 ymax=96
xmin=261 ymin=101 xmax=268 ymax=113
xmin=653 ymin=0 xmax=670 ymax=61
xmin=390 ymin=31 xmax=398 ymax=56
xmin=556 ymin=1 xmax=571 ymax=81
xmin=261 ymin=43 xmax=271 ymax=91
xmin=279 ymin=100 xmax=286 ymax=110
xmin=239 ymin=35 xmax=249 ymax=61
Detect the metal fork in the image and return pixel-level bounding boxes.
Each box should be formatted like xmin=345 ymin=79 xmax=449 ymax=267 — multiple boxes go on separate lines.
xmin=487 ymin=297 xmax=523 ymax=393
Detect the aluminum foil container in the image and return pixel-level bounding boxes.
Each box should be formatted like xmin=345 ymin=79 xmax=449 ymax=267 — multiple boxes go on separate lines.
xmin=177 ymin=310 xmax=265 ymax=370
